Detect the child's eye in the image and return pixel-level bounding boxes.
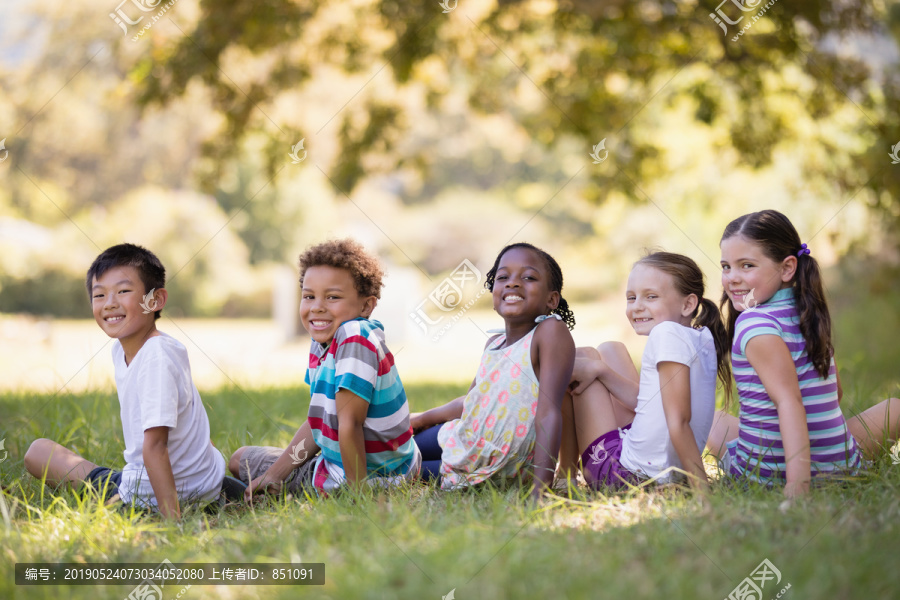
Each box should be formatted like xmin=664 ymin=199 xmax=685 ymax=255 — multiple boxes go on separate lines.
xmin=742 ymin=263 xmax=753 ymax=269
xmin=721 ymin=265 xmax=729 ymax=271
xmin=302 ymin=294 xmax=314 ymax=300
xmin=327 ymin=295 xmax=341 ymax=300
xmin=647 ymin=295 xmax=657 ymax=300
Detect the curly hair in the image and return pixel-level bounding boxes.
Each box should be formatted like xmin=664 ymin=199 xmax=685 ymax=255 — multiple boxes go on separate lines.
xmin=484 ymin=242 xmax=575 ymax=330
xmin=298 ymin=238 xmax=385 ymax=299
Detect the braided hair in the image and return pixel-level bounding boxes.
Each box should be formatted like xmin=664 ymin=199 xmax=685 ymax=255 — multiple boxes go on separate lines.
xmin=484 ymin=242 xmax=575 ymax=331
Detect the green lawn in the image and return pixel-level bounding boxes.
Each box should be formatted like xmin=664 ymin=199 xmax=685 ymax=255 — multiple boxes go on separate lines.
xmin=1 ymin=382 xmax=899 ymax=600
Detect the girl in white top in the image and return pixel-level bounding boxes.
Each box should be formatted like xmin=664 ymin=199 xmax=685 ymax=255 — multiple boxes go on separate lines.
xmin=559 ymin=251 xmax=731 ymax=490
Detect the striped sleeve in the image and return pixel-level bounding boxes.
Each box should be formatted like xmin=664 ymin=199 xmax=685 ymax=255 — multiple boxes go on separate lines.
xmin=735 ymin=311 xmax=783 ymax=355
xmin=333 ymin=321 xmax=384 ymax=404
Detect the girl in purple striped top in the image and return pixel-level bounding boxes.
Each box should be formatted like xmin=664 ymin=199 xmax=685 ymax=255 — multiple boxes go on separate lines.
xmin=707 ymin=210 xmax=900 ymax=498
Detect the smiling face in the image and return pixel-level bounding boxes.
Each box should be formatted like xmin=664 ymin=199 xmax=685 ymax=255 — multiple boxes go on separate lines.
xmin=299 ymin=265 xmax=376 ymax=345
xmin=91 ymin=265 xmax=163 ymax=352
xmin=491 ymin=247 xmax=559 ymax=325
xmin=625 ymin=264 xmax=696 ymax=336
xmin=720 ymin=234 xmax=795 ymax=312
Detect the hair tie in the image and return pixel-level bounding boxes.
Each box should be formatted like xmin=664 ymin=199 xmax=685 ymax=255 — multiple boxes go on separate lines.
xmin=797 ymin=243 xmax=810 ymax=257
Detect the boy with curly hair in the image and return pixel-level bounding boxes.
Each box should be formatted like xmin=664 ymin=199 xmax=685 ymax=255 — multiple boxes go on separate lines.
xmin=231 ymin=239 xmax=420 ymax=498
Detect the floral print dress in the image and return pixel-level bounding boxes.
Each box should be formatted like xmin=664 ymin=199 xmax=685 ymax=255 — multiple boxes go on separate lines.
xmin=438 ymin=315 xmax=560 ymax=489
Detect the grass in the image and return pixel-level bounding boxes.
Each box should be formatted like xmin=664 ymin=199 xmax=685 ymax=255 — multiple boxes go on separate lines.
xmin=1 ymin=381 xmax=899 ymax=600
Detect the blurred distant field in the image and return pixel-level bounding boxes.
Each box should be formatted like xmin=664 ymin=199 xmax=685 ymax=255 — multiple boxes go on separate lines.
xmin=2 ymin=253 xmax=898 ymax=402
xmin=0 ymin=299 xmax=635 ymax=392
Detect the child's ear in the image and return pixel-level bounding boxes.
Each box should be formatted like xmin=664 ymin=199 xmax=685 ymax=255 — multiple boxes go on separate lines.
xmin=144 ymin=288 xmax=168 ymax=314
xmin=547 ymin=291 xmax=560 ymax=311
xmin=682 ymin=293 xmax=699 ymax=318
xmin=780 ymin=256 xmax=798 ymax=283
xmin=361 ymin=296 xmax=377 ymax=318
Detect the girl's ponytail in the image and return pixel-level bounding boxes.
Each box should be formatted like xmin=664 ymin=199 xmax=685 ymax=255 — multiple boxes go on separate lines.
xmin=552 ymin=295 xmax=576 ymax=331
xmin=721 ymin=210 xmax=834 ymax=380
xmin=635 ymin=251 xmax=732 ymax=406
xmin=696 ymin=296 xmax=733 ymax=409
xmin=794 ymin=253 xmax=833 ymax=379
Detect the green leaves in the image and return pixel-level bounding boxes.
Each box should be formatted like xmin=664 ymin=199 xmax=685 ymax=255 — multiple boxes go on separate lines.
xmin=131 ymin=0 xmax=900 ymax=222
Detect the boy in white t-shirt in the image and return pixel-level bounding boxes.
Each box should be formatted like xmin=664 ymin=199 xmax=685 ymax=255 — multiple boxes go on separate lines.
xmin=25 ymin=243 xmax=235 ymax=518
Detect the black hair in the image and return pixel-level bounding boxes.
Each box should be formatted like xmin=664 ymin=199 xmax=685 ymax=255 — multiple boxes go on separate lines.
xmin=720 ymin=210 xmax=833 ymax=379
xmin=636 ymin=251 xmax=732 ymax=407
xmin=484 ymin=242 xmax=575 ymax=330
xmin=86 ymin=243 xmax=166 ymax=320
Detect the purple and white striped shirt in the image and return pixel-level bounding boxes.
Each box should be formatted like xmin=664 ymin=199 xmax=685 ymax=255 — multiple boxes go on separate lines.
xmin=730 ymin=287 xmax=861 ymax=482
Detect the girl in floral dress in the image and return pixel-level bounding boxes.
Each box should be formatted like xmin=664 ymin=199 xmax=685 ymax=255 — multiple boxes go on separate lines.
xmin=411 ymin=243 xmax=575 ymax=501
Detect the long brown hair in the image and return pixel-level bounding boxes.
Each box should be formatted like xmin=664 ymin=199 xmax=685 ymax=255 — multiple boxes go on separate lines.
xmin=719 ymin=210 xmax=833 ymax=379
xmin=636 ymin=251 xmax=732 ymax=405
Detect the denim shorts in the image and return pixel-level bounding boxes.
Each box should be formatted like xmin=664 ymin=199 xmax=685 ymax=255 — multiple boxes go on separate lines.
xmin=80 ymin=466 xmax=123 ymax=500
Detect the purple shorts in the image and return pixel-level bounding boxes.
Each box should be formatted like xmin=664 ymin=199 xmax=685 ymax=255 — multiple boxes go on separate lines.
xmin=581 ymin=424 xmax=639 ymax=490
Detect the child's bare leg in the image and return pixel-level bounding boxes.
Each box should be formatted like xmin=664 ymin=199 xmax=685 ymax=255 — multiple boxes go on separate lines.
xmin=558 ymin=392 xmax=579 ymax=478
xmin=228 ymin=447 xmax=249 ymax=478
xmin=595 ymin=341 xmax=638 ymax=424
xmin=847 ymin=397 xmax=900 ymax=460
xmin=571 ymin=378 xmax=626 ymax=458
xmin=706 ymin=411 xmax=740 ymax=459
xmin=24 ymin=439 xmax=98 ymax=488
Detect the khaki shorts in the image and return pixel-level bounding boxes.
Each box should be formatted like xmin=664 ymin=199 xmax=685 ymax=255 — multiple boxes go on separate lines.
xmin=237 ymin=446 xmax=319 ymax=496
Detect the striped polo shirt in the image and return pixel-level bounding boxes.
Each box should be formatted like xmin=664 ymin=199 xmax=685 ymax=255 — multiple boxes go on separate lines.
xmin=305 ymin=318 xmax=416 ymax=478
xmin=730 ymin=287 xmax=861 ymax=482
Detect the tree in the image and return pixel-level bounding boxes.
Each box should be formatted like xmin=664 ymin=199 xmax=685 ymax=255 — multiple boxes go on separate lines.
xmin=132 ymin=0 xmax=900 ymax=233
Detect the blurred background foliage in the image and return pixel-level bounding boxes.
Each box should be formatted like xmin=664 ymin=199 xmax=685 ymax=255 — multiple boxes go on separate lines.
xmin=0 ymin=0 xmax=899 ymax=387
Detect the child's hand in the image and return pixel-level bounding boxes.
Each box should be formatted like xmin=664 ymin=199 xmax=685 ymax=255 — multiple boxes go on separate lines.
xmin=783 ymin=479 xmax=809 ymax=499
xmin=569 ymin=370 xmax=598 ymax=396
xmin=569 ymin=378 xmax=589 ymax=396
xmin=244 ymin=474 xmax=283 ymax=503
xmin=570 ymin=354 xmax=603 ymax=395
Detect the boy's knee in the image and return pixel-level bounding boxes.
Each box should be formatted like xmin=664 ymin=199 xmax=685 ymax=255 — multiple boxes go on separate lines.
xmin=24 ymin=438 xmax=50 ymax=475
xmin=889 ymin=398 xmax=900 ymax=429
xmin=228 ymin=447 xmax=248 ymax=477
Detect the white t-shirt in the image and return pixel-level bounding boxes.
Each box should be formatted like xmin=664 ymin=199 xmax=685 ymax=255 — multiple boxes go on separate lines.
xmin=619 ymin=321 xmax=717 ymax=483
xmin=113 ymin=333 xmax=225 ymax=507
